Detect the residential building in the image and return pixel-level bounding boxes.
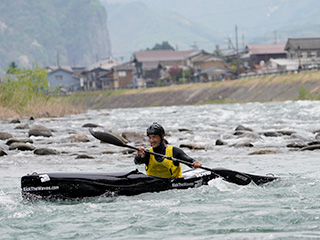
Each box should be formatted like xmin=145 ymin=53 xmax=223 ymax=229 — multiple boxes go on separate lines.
xmin=96 ymin=62 xmax=135 ymax=90
xmin=112 ymin=62 xmax=135 ymax=89
xmin=285 ymin=38 xmax=320 ymax=69
xmin=133 ymin=49 xmax=196 ymax=85
xmin=82 ymin=57 xmax=121 ymax=91
xmin=264 ymin=59 xmax=299 ymax=72
xmin=185 ymin=50 xmax=231 ymax=81
xmin=193 ymin=55 xmax=228 ymax=71
xmin=185 ymin=50 xmax=211 ymax=69
xmin=46 ymin=66 xmax=83 ymax=92
xmin=245 ymin=44 xmax=287 ymax=69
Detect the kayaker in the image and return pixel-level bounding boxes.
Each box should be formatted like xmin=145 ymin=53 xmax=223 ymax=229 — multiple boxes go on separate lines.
xmin=134 ymin=122 xmax=202 ymax=178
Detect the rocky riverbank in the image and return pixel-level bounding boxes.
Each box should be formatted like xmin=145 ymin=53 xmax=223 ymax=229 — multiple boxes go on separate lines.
xmin=69 ymin=70 xmax=320 ymax=109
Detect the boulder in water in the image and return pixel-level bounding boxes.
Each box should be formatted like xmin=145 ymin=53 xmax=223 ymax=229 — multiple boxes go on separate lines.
xmin=262 ymin=131 xmax=283 ymax=137
xmin=76 ymin=154 xmax=94 ymax=159
xmin=0 ymin=150 xmax=7 ymax=156
xmin=287 ymin=142 xmax=306 ymax=148
xmin=9 ymin=118 xmax=20 ymax=124
xmin=15 ymin=123 xmax=29 ymax=129
xmin=34 ymin=148 xmax=60 ymax=155
xmin=9 ymin=142 xmax=35 ymax=151
xmin=28 ymin=125 xmax=52 ymax=137
xmin=232 ymin=142 xmax=254 ymax=148
xmin=216 ymin=139 xmax=227 ymax=145
xmin=6 ymin=137 xmax=33 ymax=145
xmin=67 ymin=134 xmax=90 ymax=142
xmin=300 ymin=144 xmax=320 ymax=151
xmin=249 ymin=149 xmax=282 ymax=155
xmin=122 ymin=132 xmax=146 ymax=144
xmin=0 ymin=132 xmax=13 ymax=140
xmin=180 ymin=143 xmax=205 ymax=150
xmin=235 ymin=125 xmax=253 ymax=132
xmin=236 ymin=132 xmax=260 ymax=139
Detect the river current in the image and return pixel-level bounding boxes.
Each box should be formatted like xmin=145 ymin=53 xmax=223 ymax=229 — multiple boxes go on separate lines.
xmin=1 ymin=101 xmax=320 ymax=239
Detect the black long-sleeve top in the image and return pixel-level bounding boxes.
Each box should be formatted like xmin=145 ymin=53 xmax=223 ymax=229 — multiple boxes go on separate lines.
xmin=134 ymin=142 xmax=195 ymax=167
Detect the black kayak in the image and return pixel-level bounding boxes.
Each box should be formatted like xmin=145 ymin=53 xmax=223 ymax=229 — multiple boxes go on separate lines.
xmin=21 ymin=168 xmax=278 ymax=201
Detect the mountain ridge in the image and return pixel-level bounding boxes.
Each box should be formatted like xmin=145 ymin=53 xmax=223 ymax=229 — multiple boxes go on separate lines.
xmin=1 ymin=0 xmax=320 ymax=75
xmin=0 ymin=0 xmax=111 ymax=74
xmin=101 ymin=0 xmax=320 ymax=61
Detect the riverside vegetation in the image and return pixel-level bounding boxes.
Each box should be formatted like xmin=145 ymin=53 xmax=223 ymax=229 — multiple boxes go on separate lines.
xmin=1 ymin=69 xmax=320 ymax=120
xmin=0 ymin=66 xmax=84 ymax=120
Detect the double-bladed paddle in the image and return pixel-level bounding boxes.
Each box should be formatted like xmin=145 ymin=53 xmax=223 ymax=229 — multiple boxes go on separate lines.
xmin=89 ymin=128 xmax=278 ymax=186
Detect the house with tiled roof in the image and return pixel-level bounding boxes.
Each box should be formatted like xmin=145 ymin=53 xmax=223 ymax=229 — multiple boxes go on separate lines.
xmin=185 ymin=50 xmax=230 ymax=81
xmin=97 ymin=61 xmax=135 ymax=89
xmin=133 ymin=49 xmax=196 ymax=67
xmin=46 ymin=66 xmax=84 ymax=92
xmin=192 ymin=54 xmax=228 ymax=71
xmin=285 ymin=38 xmax=320 ymax=69
xmin=245 ymin=44 xmax=287 ymax=69
xmin=111 ymin=62 xmax=135 ymax=89
xmin=133 ymin=49 xmax=196 ymax=85
xmin=82 ymin=57 xmax=122 ymax=90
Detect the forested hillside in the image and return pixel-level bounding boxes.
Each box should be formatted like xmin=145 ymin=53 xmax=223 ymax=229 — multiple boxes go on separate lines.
xmin=0 ymin=0 xmax=111 ymax=75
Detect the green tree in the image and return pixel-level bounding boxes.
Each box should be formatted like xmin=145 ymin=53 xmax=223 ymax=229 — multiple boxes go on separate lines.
xmin=214 ymin=45 xmax=224 ymax=58
xmin=0 ymin=65 xmax=49 ymax=111
xmin=152 ymin=41 xmax=175 ymax=50
xmin=6 ymin=62 xmax=18 ymax=74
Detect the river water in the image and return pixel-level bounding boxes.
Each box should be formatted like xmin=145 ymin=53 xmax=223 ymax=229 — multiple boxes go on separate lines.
xmin=1 ymin=101 xmax=320 ymax=239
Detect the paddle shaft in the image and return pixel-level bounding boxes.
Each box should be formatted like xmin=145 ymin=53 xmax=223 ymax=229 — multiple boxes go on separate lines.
xmin=126 ymin=143 xmax=253 ymax=184
xmin=129 ymin=143 xmax=280 ymax=185
xmin=127 ymin=142 xmax=279 ymax=185
xmin=89 ymin=128 xmax=254 ymax=185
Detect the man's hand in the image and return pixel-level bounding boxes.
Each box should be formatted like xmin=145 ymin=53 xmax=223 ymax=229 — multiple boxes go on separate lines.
xmin=192 ymin=161 xmax=202 ymax=168
xmin=136 ymin=147 xmax=145 ymax=158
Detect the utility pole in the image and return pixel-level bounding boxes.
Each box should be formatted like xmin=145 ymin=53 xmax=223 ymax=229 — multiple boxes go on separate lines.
xmin=242 ymin=29 xmax=245 ymax=49
xmin=191 ymin=42 xmax=198 ymax=50
xmin=57 ymin=52 xmax=60 ymax=67
xmin=274 ymin=31 xmax=277 ymax=44
xmin=235 ymin=25 xmax=239 ymax=76
xmin=228 ymin=37 xmax=234 ymax=49
xmin=298 ymin=45 xmax=302 ymax=70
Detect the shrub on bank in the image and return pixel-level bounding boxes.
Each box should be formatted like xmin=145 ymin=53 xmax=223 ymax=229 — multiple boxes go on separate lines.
xmin=298 ymin=86 xmax=320 ymax=100
xmin=0 ymin=65 xmax=49 ymax=111
xmin=0 ymin=66 xmax=84 ymax=120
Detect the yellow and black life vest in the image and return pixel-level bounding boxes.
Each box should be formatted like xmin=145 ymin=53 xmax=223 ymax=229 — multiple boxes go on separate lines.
xmin=146 ymin=145 xmax=182 ymax=178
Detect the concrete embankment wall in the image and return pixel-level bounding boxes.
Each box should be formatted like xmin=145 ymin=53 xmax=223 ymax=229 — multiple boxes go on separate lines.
xmin=70 ymin=71 xmax=320 ymax=109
